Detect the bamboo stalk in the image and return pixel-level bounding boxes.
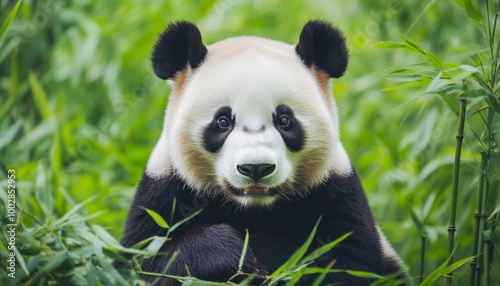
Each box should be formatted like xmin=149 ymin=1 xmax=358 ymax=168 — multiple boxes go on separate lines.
xmin=446 ymin=99 xmax=467 ymax=286
xmin=476 ymin=172 xmax=490 ymax=286
xmin=483 ymin=228 xmax=491 ymax=286
xmin=420 ymin=233 xmax=426 ymax=284
xmin=470 ymin=151 xmax=487 ymax=286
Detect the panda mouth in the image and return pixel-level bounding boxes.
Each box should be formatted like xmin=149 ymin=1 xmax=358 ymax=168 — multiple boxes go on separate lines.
xmin=229 ymin=185 xmax=276 ymax=197
xmin=244 ymin=186 xmax=270 ymax=194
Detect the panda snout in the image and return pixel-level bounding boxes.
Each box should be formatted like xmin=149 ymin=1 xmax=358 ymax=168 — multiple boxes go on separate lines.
xmin=237 ymin=163 xmax=276 ymax=181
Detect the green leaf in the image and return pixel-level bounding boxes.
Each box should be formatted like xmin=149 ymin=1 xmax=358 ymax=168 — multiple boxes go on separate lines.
xmin=26 ymin=252 xmax=71 ymax=286
xmin=238 ymin=229 xmax=250 ymax=270
xmin=142 ymin=207 xmax=169 ymax=228
xmin=311 ymin=260 xmax=335 ymax=286
xmin=35 ymin=163 xmax=52 ymax=219
xmin=384 ymin=74 xmax=423 ymax=82
xmin=0 ymin=0 xmax=22 ymax=41
xmin=483 ymin=92 xmax=500 ymax=113
xmin=55 ymin=196 xmax=97 ymax=226
xmin=398 ymin=34 xmax=444 ymax=70
xmin=144 ymin=236 xmax=168 ymax=256
xmin=422 ymin=192 xmax=437 ymax=220
xmin=426 ymin=52 xmax=444 ymax=70
xmin=86 ymin=263 xmax=98 ymax=286
xmin=92 ymin=224 xmax=121 ymax=246
xmin=398 ymin=34 xmax=427 ymax=55
xmin=181 ymin=277 xmax=228 ymax=285
xmin=420 ymin=256 xmax=474 ymax=286
xmin=29 ymin=72 xmax=51 ymax=119
xmin=300 ymin=232 xmax=351 ymax=264
xmin=489 ymin=203 xmax=500 ymax=219
xmin=271 ymin=217 xmax=322 ymax=277
xmin=436 ymin=92 xmax=460 ymax=115
xmin=102 ymin=247 xmax=129 ymax=264
xmin=426 ymin=71 xmax=445 ymax=93
xmin=345 ymin=270 xmax=384 ymax=279
xmin=96 ymin=256 xmax=129 ymax=286
xmin=453 ymin=0 xmax=483 ymax=23
xmin=407 ymin=205 xmax=424 ymax=233
xmin=169 ymin=209 xmax=203 ymax=233
xmin=372 ymin=41 xmax=417 ymax=53
xmin=382 ymin=81 xmax=431 ymax=92
xmin=0 ymin=120 xmax=21 ymax=150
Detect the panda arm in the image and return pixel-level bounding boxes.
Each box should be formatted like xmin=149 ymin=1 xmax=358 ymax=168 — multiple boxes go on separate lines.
xmin=118 ymin=173 xmax=176 ymax=249
xmin=306 ymin=171 xmax=388 ymax=284
xmin=117 ymin=174 xmax=266 ymax=284
xmin=141 ymin=223 xmax=265 ymax=285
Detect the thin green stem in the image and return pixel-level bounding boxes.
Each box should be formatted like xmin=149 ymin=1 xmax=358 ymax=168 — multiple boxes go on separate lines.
xmin=470 ymin=151 xmax=487 ymax=286
xmin=476 ymin=173 xmax=490 ymax=286
xmin=446 ymin=99 xmax=467 ymax=286
xmin=471 ymin=151 xmax=487 ymax=286
xmin=490 ymin=2 xmax=500 ymax=88
xmin=420 ymin=233 xmax=426 ymax=284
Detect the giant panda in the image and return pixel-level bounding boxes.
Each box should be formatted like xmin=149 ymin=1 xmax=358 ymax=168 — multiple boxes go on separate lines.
xmin=116 ymin=20 xmax=409 ymax=285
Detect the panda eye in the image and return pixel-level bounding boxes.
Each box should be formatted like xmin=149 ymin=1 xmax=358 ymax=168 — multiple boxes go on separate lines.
xmin=217 ymin=116 xmax=231 ymax=130
xmin=278 ymin=115 xmax=290 ymax=128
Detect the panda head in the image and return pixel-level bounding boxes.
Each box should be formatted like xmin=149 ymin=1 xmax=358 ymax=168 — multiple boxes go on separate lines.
xmin=147 ymin=20 xmax=352 ymax=207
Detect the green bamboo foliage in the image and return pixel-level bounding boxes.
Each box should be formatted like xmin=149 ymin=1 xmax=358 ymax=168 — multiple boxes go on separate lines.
xmin=446 ymin=99 xmax=467 ymax=286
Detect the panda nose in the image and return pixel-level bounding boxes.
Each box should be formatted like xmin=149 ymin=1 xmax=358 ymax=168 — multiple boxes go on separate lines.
xmin=237 ymin=164 xmax=276 ymax=181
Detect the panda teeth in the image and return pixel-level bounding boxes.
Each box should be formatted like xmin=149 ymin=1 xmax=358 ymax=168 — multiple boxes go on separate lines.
xmin=243 ymin=186 xmax=269 ymax=194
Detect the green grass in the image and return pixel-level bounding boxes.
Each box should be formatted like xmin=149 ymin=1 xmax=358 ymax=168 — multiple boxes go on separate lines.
xmin=0 ymin=0 xmax=499 ymax=285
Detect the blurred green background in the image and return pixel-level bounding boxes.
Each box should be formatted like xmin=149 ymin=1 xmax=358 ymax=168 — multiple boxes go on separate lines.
xmin=1 ymin=0 xmax=499 ymax=285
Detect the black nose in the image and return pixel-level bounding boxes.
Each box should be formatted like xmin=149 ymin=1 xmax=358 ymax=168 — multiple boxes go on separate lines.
xmin=237 ymin=164 xmax=276 ymax=181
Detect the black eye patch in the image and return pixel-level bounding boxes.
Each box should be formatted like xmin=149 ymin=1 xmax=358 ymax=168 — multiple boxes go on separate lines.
xmin=273 ymin=104 xmax=305 ymax=152
xmin=203 ymin=106 xmax=235 ymax=152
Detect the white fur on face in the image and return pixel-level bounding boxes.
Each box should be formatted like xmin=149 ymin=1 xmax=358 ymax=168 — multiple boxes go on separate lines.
xmin=146 ymin=36 xmax=352 ymax=206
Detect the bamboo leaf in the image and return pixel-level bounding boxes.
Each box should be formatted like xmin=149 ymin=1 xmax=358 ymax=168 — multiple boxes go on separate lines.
xmin=238 ymin=229 xmax=250 ymax=270
xmin=29 ymin=72 xmax=51 ymax=119
xmin=345 ymin=270 xmax=384 ymax=279
xmin=0 ymin=121 xmax=21 ymax=150
xmin=407 ymin=205 xmax=424 ymax=233
xmin=489 ymin=204 xmax=500 ymax=219
xmin=300 ymin=232 xmax=351 ymax=264
xmin=420 ymin=256 xmax=473 ymax=286
xmin=453 ymin=0 xmax=483 ymax=23
xmin=398 ymin=34 xmax=427 ymax=55
xmin=311 ymin=260 xmax=335 ymax=286
xmin=372 ymin=41 xmax=419 ymax=53
xmin=384 ymin=74 xmax=423 ymax=82
xmin=426 ymin=71 xmax=445 ymax=92
xmin=55 ymin=196 xmax=97 ymax=226
xmin=271 ymin=217 xmax=322 ymax=276
xmin=382 ymin=81 xmax=431 ymax=91
xmin=86 ymin=263 xmax=98 ymax=286
xmin=0 ymin=0 xmax=22 ymax=41
xmin=142 ymin=207 xmax=169 ymax=228
xmin=169 ymin=209 xmax=203 ymax=233
xmin=92 ymin=224 xmax=121 ymax=246
xmin=96 ymin=256 xmax=129 ymax=286
xmin=436 ymin=93 xmax=460 ymax=115
xmin=426 ymin=52 xmax=444 ymax=70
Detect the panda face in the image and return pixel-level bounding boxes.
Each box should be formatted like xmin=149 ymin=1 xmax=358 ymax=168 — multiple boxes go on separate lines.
xmin=147 ymin=21 xmax=352 ymax=207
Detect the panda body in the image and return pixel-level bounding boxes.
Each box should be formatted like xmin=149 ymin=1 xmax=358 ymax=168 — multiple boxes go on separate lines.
xmin=117 ymin=20 xmax=408 ymax=285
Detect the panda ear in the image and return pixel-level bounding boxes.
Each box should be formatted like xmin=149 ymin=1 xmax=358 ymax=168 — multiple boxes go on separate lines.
xmin=295 ymin=20 xmax=349 ymax=78
xmin=152 ymin=21 xmax=207 ymax=80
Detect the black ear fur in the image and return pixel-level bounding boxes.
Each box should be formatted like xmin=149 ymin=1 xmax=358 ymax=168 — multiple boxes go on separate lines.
xmin=152 ymin=21 xmax=207 ymax=79
xmin=295 ymin=20 xmax=349 ymax=78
